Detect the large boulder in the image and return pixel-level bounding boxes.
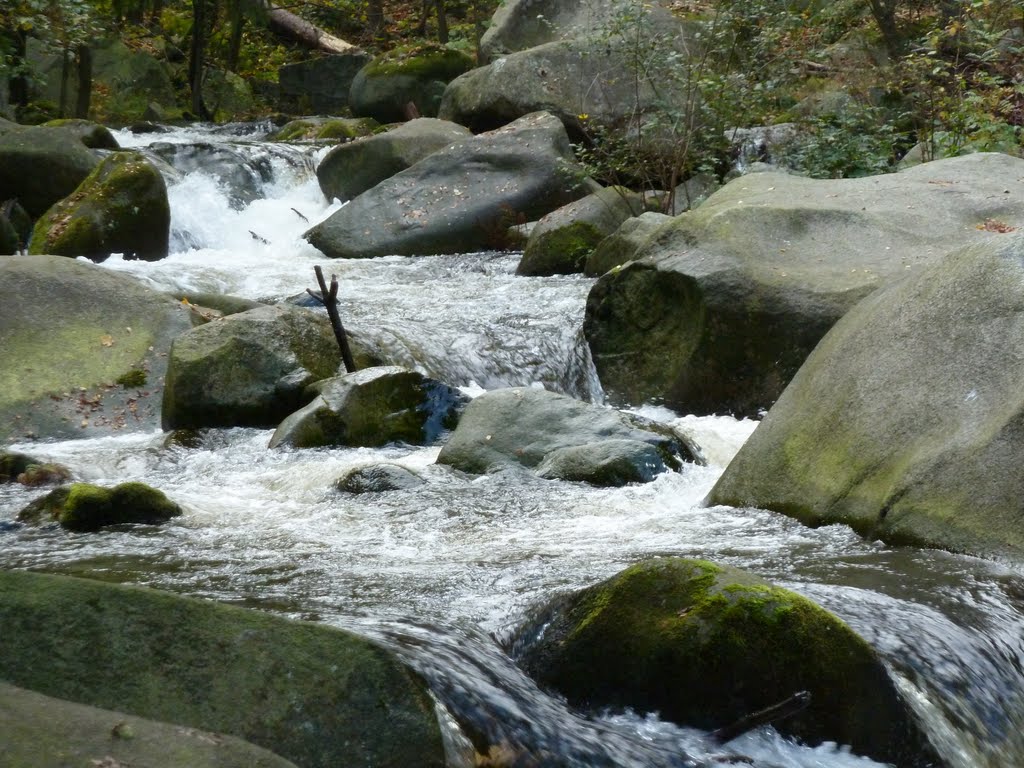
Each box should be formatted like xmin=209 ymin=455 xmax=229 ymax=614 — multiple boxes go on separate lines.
xmin=316 ymin=117 xmax=471 ymax=203
xmin=435 ymin=386 xmax=701 ymax=484
xmin=18 ymin=481 xmax=182 ymax=531
xmin=0 ymin=569 xmax=445 ymax=768
xmin=583 ymin=211 xmax=671 ymax=276
xmin=305 ymin=111 xmax=591 ymax=259
xmin=708 ymin=233 xmax=1024 ymax=560
xmin=29 ymin=151 xmax=170 ymax=261
xmin=202 ymin=68 xmax=256 ymax=121
xmin=517 ymin=186 xmax=644 ymax=276
xmin=278 ymin=52 xmax=373 ymax=114
xmin=439 ymin=32 xmax=697 ymax=138
xmin=1 ymin=682 xmax=299 ymax=768
xmin=0 ymin=124 xmax=104 ymax=217
xmin=584 ymin=153 xmax=1024 ymax=417
xmin=0 ymin=255 xmax=192 ymax=443
xmin=269 ymin=366 xmax=468 ymax=449
xmin=39 ymin=118 xmax=120 ymax=149
xmin=480 ymin=0 xmax=682 ymax=61
xmin=269 ymin=116 xmax=381 ymax=143
xmin=162 ymin=304 xmax=345 ymax=430
xmin=515 ymin=557 xmax=940 ymax=767
xmin=349 ymin=44 xmax=475 ymax=124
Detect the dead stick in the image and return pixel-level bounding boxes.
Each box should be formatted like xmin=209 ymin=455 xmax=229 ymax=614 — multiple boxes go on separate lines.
xmin=709 ymin=691 xmax=811 ymax=745
xmin=306 ymin=265 xmax=357 ymax=373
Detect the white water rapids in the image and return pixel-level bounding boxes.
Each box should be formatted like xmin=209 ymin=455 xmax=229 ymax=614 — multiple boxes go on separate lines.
xmin=2 ymin=123 xmax=1024 ymax=768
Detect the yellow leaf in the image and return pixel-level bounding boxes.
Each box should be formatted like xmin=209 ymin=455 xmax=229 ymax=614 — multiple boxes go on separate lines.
xmin=100 ymin=334 xmax=114 ymax=347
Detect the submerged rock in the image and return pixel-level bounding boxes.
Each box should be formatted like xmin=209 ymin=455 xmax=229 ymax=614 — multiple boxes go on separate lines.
xmin=583 ymin=153 xmax=1024 ymax=417
xmin=709 ymin=233 xmax=1024 ymax=560
xmin=0 ymin=451 xmax=71 ymax=486
xmin=18 ymin=481 xmax=182 ymax=531
xmin=1 ymin=682 xmax=299 ymax=768
xmin=305 ymin=111 xmax=590 ymax=258
xmin=335 ymin=463 xmax=426 ymax=493
xmin=515 ymin=557 xmax=940 ymax=767
xmin=0 ymin=569 xmax=445 ymax=768
xmin=0 ymin=255 xmax=192 ymax=442
xmin=435 ymin=387 xmax=700 ymax=484
xmin=270 ymin=366 xmax=467 ymax=449
xmin=29 ymin=150 xmax=170 ymax=262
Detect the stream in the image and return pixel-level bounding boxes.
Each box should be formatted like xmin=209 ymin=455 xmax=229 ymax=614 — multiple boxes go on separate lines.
xmin=2 ymin=122 xmax=1023 ymax=768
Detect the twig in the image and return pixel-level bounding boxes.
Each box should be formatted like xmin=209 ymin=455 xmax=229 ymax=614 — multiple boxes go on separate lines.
xmin=291 ymin=207 xmax=309 ymax=222
xmin=709 ymin=691 xmax=812 ymax=745
xmin=249 ymin=230 xmax=270 ymax=244
xmin=306 ymin=265 xmax=357 ymax=373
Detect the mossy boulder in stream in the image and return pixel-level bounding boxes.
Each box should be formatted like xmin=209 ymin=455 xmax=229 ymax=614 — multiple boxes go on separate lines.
xmin=350 ymin=44 xmax=475 ymax=123
xmin=269 ymin=366 xmax=468 ymax=449
xmin=162 ymin=304 xmax=345 ymax=430
xmin=1 ymin=682 xmax=299 ymax=768
xmin=709 ymin=233 xmax=1024 ymax=560
xmin=0 ymin=569 xmax=445 ymax=768
xmin=18 ymin=481 xmax=182 ymax=531
xmin=269 ymin=116 xmax=381 ymax=142
xmin=29 ymin=150 xmax=170 ymax=262
xmin=0 ymin=255 xmax=192 ymax=443
xmin=516 ymin=557 xmax=940 ymax=767
xmin=0 ymin=451 xmax=71 ymax=486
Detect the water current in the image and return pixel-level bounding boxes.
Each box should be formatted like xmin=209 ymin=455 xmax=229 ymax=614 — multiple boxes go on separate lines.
xmin=2 ymin=123 xmax=1024 ymax=768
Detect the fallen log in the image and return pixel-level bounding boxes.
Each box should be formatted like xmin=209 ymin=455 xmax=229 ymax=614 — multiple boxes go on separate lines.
xmin=261 ymin=1 xmax=363 ymax=55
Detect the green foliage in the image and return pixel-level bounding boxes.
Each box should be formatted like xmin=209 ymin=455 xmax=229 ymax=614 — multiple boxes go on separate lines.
xmin=778 ymin=103 xmax=902 ymax=177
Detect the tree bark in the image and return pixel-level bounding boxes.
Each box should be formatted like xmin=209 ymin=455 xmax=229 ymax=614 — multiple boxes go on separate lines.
xmin=260 ymin=0 xmax=362 ymax=54
xmin=307 ymin=266 xmax=357 ymax=374
xmin=75 ymin=44 xmax=92 ymax=119
xmin=189 ymin=0 xmax=210 ymax=118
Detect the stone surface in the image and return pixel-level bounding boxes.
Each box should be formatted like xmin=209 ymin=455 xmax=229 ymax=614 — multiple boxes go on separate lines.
xmin=29 ymin=150 xmax=170 ymax=261
xmin=583 ymin=211 xmax=670 ymax=276
xmin=269 ymin=116 xmax=381 ymax=142
xmin=435 ymin=386 xmax=700 ymax=481
xmin=0 ymin=255 xmax=192 ymax=443
xmin=18 ymin=481 xmax=182 ymax=531
xmin=335 ymin=463 xmax=426 ymax=493
xmin=305 ymin=111 xmax=590 ymax=258
xmin=708 ymin=233 xmax=1024 ymax=560
xmin=517 ymin=186 xmax=644 ymax=276
xmin=317 ymin=117 xmax=470 ymax=203
xmin=278 ymin=53 xmax=373 ymax=113
xmin=269 ymin=366 xmax=467 ymax=449
xmin=516 ymin=557 xmax=940 ymax=767
xmin=161 ymin=304 xmax=342 ymax=430
xmin=0 ymin=124 xmax=103 ymax=217
xmin=0 ymin=569 xmax=445 ymax=768
xmin=583 ymin=153 xmax=1024 ymax=417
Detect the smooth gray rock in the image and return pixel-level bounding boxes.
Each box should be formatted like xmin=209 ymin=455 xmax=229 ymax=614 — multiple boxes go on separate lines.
xmin=305 ymin=112 xmax=591 ymax=258
xmin=0 ymin=125 xmax=103 ymax=217
xmin=278 ymin=53 xmax=373 ymax=113
xmin=317 ymin=118 xmax=470 ymax=203
xmin=335 ymin=463 xmax=426 ymax=493
xmin=584 ymin=211 xmax=671 ymax=276
xmin=435 ymin=386 xmax=701 ymax=481
xmin=708 ymin=233 xmax=1024 ymax=560
xmin=584 ymin=153 xmax=1024 ymax=417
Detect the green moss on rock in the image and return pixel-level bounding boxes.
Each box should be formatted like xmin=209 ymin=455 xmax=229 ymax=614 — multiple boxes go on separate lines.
xmin=516 ymin=557 xmax=939 ymax=766
xmin=18 ymin=481 xmax=181 ymax=531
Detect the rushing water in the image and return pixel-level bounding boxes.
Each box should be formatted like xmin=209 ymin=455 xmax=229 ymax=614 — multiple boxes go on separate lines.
xmin=3 ymin=123 xmax=1024 ymax=768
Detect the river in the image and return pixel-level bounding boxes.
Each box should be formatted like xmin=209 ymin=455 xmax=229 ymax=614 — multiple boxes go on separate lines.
xmin=2 ymin=123 xmax=1023 ymax=768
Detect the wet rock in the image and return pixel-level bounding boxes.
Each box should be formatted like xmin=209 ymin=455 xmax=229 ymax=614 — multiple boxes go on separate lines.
xmin=148 ymin=142 xmax=272 ymax=210
xmin=350 ymin=44 xmax=475 ymax=124
xmin=270 ymin=366 xmax=467 ymax=449
xmin=278 ymin=52 xmax=372 ymax=114
xmin=517 ymin=186 xmax=644 ymax=276
xmin=335 ymin=463 xmax=426 ymax=493
xmin=1 ymin=682 xmax=300 ymax=768
xmin=0 ymin=451 xmax=72 ymax=486
xmin=515 ymin=557 xmax=941 ymax=767
xmin=583 ymin=211 xmax=670 ymax=277
xmin=0 ymin=255 xmax=192 ymax=442
xmin=0 ymin=124 xmax=103 ymax=217
xmin=709 ymin=233 xmax=1024 ymax=560
xmin=583 ymin=153 xmax=1024 ymax=417
xmin=18 ymin=481 xmax=182 ymax=531
xmin=0 ymin=569 xmax=445 ymax=768
xmin=39 ymin=118 xmax=120 ymax=149
xmin=305 ymin=111 xmax=591 ymax=259
xmin=317 ymin=117 xmax=471 ymax=203
xmin=29 ymin=151 xmax=170 ymax=262
xmin=162 ymin=304 xmax=342 ymax=430
xmin=435 ymin=386 xmax=700 ymax=483
xmin=269 ymin=116 xmax=380 ymax=142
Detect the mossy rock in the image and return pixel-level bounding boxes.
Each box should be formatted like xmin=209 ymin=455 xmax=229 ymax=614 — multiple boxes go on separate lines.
xmin=0 ymin=451 xmax=72 ymax=485
xmin=29 ymin=150 xmax=170 ymax=262
xmin=269 ymin=117 xmax=380 ymax=142
xmin=350 ymin=44 xmax=475 ymax=124
xmin=583 ymin=211 xmax=671 ymax=277
xmin=335 ymin=463 xmax=426 ymax=493
xmin=0 ymin=569 xmax=445 ymax=768
xmin=18 ymin=481 xmax=182 ymax=531
xmin=0 ymin=681 xmax=299 ymax=768
xmin=516 ymin=557 xmax=940 ymax=767
xmin=39 ymin=118 xmax=120 ymax=149
xmin=535 ymin=439 xmax=671 ymax=486
xmin=201 ymin=68 xmax=256 ymax=122
xmin=0 ymin=125 xmax=102 ymax=217
xmin=269 ymin=366 xmax=468 ymax=449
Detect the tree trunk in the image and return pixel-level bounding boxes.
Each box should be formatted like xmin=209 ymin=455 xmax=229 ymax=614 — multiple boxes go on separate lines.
xmin=227 ymin=0 xmax=245 ymax=71
xmin=260 ymin=0 xmax=362 ymax=54
xmin=59 ymin=45 xmax=71 ymax=118
xmin=868 ymin=0 xmax=903 ymax=56
xmin=9 ymin=29 xmax=29 ymax=108
xmin=367 ymin=0 xmax=384 ymax=36
xmin=436 ymin=1 xmax=448 ymax=44
xmin=75 ymin=43 xmax=92 ymax=118
xmin=189 ymin=0 xmax=209 ymax=118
